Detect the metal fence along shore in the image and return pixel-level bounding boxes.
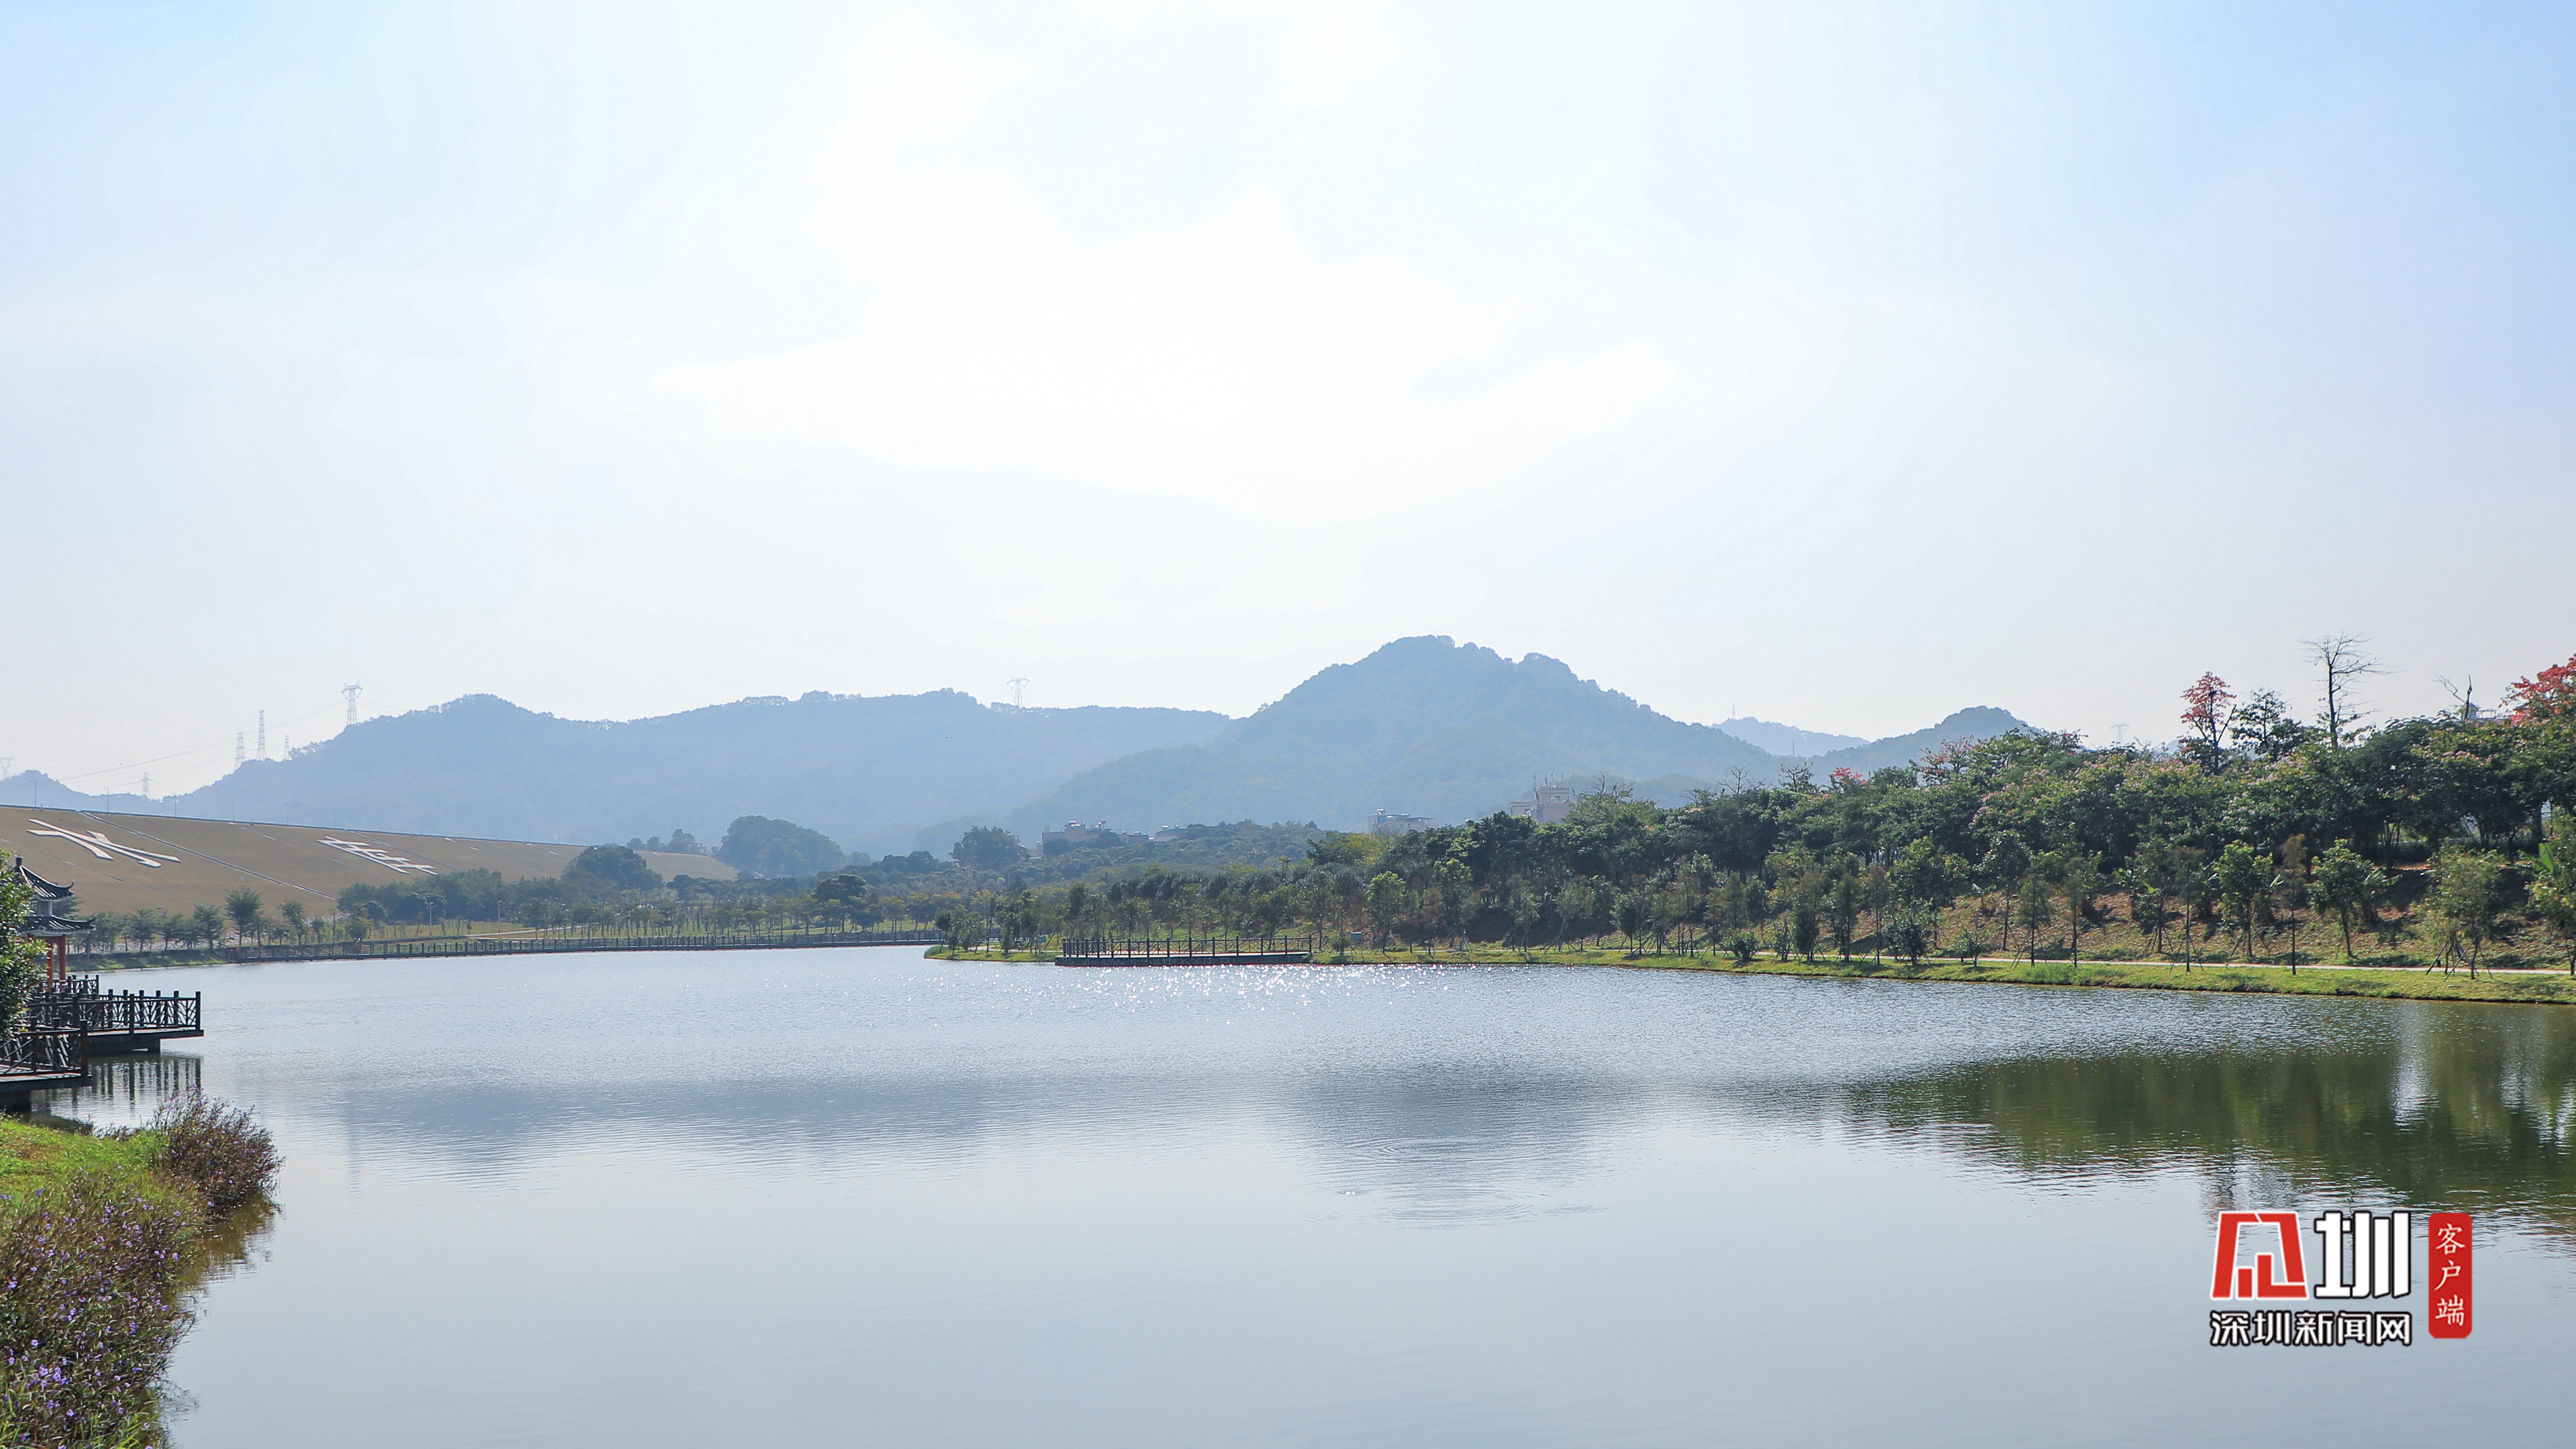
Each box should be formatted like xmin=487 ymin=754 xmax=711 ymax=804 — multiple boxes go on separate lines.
xmin=1055 ymin=933 xmax=1318 ymax=966
xmin=192 ymin=926 xmax=949 ymax=965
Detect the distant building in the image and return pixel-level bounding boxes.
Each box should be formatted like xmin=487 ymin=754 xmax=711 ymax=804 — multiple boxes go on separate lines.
xmin=1041 ymin=821 xmax=1151 ymax=854
xmin=1505 ymin=784 xmax=1576 ymax=824
xmin=1367 ymin=809 xmax=1437 ymax=836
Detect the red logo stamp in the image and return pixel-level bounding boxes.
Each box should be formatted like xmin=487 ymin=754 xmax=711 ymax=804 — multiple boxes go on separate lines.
xmin=2211 ymin=1212 xmax=2309 ymax=1299
xmin=2427 ymin=1213 xmax=2471 ymax=1339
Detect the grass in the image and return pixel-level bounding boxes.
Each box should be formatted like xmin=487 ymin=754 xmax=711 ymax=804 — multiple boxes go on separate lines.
xmin=0 ymin=1105 xmax=279 ymax=1447
xmin=931 ymin=944 xmax=2576 ymax=1007
xmin=0 ymin=1120 xmax=175 ymax=1201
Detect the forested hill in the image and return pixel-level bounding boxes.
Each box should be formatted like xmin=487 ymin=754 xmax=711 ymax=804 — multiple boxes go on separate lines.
xmin=34 ymin=692 xmax=1228 ymax=849
xmin=1005 ymin=637 xmax=2031 ymax=835
xmin=1803 ymin=707 xmax=2034 ymax=776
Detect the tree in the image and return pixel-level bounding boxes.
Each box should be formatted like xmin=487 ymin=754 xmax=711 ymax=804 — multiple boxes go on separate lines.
xmin=2530 ymin=816 xmax=2576 ymax=974
xmin=2213 ymin=843 xmax=2270 ymax=963
xmin=1613 ymin=891 xmax=1650 ymax=949
xmin=1365 ymin=872 xmax=1408 ymax=947
xmin=2305 ymin=633 xmax=2386 ymax=750
xmin=1892 ymin=837 xmax=1963 ymax=946
xmin=2309 ymin=843 xmax=2381 ymax=964
xmin=2060 ymin=854 xmax=2102 ymax=957
xmin=2181 ymin=673 xmax=2235 ymax=770
xmin=279 ymin=901 xmax=308 ymax=943
xmin=2170 ymin=847 xmax=2215 ymax=968
xmin=947 ymin=826 xmax=1026 ymax=874
xmin=2428 ymin=845 xmax=2510 ymax=976
xmin=1791 ymin=897 xmax=1821 ymax=962
xmin=1826 ymin=872 xmax=1863 ymax=961
xmin=2276 ymin=836 xmax=2310 ymax=971
xmin=223 ymin=888 xmax=268 ymax=947
xmin=0 ymin=868 xmax=46 ymax=1029
xmin=1432 ymin=857 xmax=1477 ymax=944
xmin=1507 ymin=881 xmax=1541 ymax=951
xmin=188 ymin=904 xmax=226 ymax=949
xmin=2015 ymin=878 xmax=2055 ymax=963
xmin=1886 ymin=913 xmax=1930 ymax=968
xmin=718 ymin=816 xmax=850 ymax=878
xmin=2229 ymin=690 xmax=2320 ymax=761
xmin=567 ymin=845 xmax=662 ymax=893
xmin=2122 ymin=864 xmax=2169 ymax=955
xmin=2507 ymin=653 xmax=2576 ymax=723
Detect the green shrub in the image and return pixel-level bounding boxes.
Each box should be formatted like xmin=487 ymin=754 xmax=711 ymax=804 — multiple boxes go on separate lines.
xmin=148 ymin=1097 xmax=279 ymax=1211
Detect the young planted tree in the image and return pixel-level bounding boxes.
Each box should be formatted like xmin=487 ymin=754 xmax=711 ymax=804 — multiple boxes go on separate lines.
xmin=1979 ymin=833 xmax=2031 ymax=937
xmin=2015 ymin=878 xmax=2055 ymax=964
xmin=220 ymin=891 xmax=267 ymax=948
xmin=2061 ymin=854 xmax=2102 ymax=961
xmin=2276 ymin=836 xmax=2310 ymax=972
xmin=1892 ymin=837 xmax=1964 ymax=949
xmin=1826 ymin=873 xmax=1863 ymax=962
xmin=2428 ymin=845 xmax=2510 ymax=976
xmin=1613 ymin=891 xmax=1650 ymax=951
xmin=1886 ymin=913 xmax=1931 ymax=969
xmin=2123 ymin=865 xmax=2169 ymax=955
xmin=1365 ymin=872 xmax=1407 ymax=949
xmin=2213 ymin=843 xmax=2271 ymax=963
xmin=1791 ymin=897 xmax=1821 ymax=962
xmin=2308 ymin=843 xmax=2383 ymax=964
xmin=2530 ymin=817 xmax=2576 ymax=974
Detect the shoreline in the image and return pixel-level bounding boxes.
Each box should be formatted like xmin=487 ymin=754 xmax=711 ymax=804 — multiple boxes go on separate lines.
xmin=928 ymin=945 xmax=2576 ymax=1007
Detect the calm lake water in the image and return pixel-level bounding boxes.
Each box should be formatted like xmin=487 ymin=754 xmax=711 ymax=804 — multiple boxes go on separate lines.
xmin=36 ymin=949 xmax=2576 ymax=1445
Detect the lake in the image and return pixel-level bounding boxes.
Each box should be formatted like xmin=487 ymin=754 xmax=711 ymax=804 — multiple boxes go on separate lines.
xmin=38 ymin=949 xmax=2576 ymax=1445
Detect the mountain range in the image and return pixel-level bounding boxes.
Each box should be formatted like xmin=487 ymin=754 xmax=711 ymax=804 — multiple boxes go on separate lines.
xmin=7 ymin=638 xmax=2034 ymax=855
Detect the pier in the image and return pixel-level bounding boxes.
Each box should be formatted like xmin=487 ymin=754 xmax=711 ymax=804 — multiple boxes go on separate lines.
xmin=0 ymin=1026 xmax=90 ymax=1106
xmin=28 ymin=976 xmax=204 ymax=1055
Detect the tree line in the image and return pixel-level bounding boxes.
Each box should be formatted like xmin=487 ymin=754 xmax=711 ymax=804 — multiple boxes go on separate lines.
xmin=924 ymin=647 xmax=2576 ymax=971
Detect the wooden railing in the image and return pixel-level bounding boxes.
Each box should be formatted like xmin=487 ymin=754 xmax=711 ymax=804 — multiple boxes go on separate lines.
xmin=27 ymin=988 xmax=202 ymax=1035
xmin=0 ymin=1027 xmax=89 ymax=1078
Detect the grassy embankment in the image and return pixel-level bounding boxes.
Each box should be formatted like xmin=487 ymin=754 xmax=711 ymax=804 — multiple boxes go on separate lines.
xmin=931 ymin=944 xmax=2576 ymax=1006
xmin=0 ymin=1103 xmax=279 ymax=1445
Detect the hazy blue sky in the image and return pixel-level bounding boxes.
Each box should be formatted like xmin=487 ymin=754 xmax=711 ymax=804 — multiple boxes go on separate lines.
xmin=9 ymin=2 xmax=2573 ymax=794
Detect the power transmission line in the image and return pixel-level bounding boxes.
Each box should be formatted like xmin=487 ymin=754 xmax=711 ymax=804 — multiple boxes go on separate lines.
xmin=343 ymin=683 xmax=363 ymax=724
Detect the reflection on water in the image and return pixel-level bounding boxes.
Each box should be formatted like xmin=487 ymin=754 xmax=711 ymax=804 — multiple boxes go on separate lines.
xmin=57 ymin=1052 xmax=204 ymax=1121
xmin=1834 ymin=1001 xmax=2576 ymax=1233
xmin=39 ymin=954 xmax=2574 ymax=1447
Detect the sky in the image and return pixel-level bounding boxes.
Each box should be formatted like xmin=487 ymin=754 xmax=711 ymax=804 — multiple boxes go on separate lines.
xmin=7 ymin=1 xmax=2573 ymax=796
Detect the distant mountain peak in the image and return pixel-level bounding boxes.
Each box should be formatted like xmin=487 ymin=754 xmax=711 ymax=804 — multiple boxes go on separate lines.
xmin=1715 ymin=715 xmax=1868 ymax=757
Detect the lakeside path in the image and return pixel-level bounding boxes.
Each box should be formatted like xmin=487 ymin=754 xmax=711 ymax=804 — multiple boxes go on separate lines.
xmin=932 ymin=946 xmax=2576 ymax=1008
